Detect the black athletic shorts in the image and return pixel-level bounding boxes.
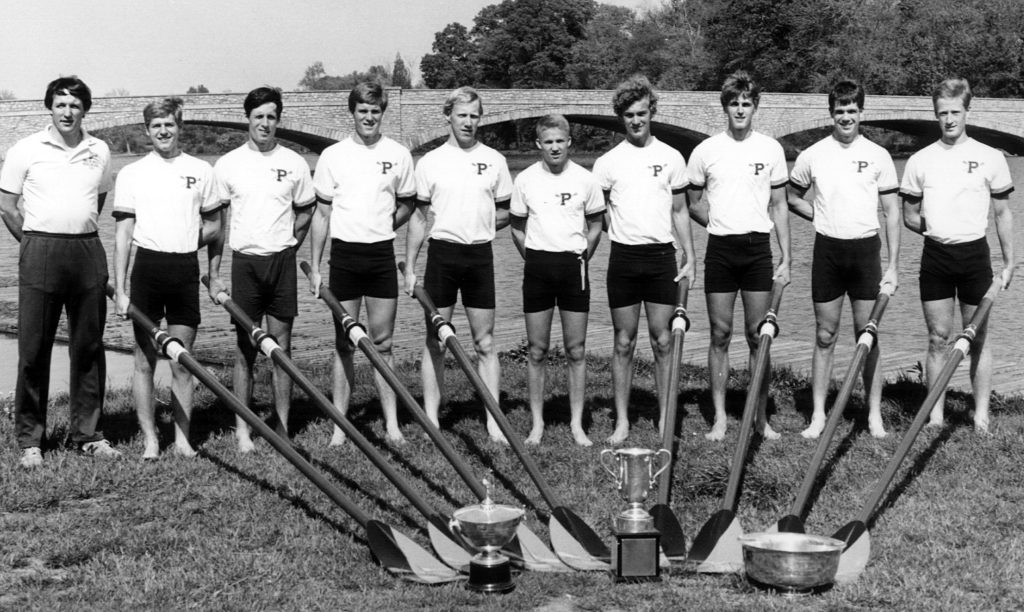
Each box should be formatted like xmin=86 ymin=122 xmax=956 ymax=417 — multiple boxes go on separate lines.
xmin=424 ymin=239 xmax=495 ymax=309
xmin=919 ymin=237 xmax=992 ymax=305
xmin=523 ymin=249 xmax=589 ymax=313
xmin=231 ymin=247 xmax=298 ymax=325
xmin=606 ymin=242 xmax=677 ymax=309
xmin=329 ymin=239 xmax=398 ymax=301
xmin=704 ymin=232 xmax=773 ymax=293
xmin=812 ymin=233 xmax=882 ymax=303
xmin=130 ymin=248 xmax=200 ymax=347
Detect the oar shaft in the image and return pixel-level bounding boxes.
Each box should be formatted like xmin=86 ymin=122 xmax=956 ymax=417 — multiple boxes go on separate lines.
xmin=853 ymin=284 xmax=997 ymax=523
xmin=657 ymin=281 xmax=689 ymax=505
xmin=108 ymin=288 xmax=372 ymax=528
xmin=787 ymin=292 xmax=890 ymax=517
xmin=206 ymin=281 xmax=447 ymax=527
xmin=302 ymin=263 xmax=488 ymax=501
xmin=410 ymin=283 xmax=565 ymax=510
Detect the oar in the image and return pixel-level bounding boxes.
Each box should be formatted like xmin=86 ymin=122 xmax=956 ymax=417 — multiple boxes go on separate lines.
xmin=300 ymin=262 xmax=571 ymax=572
xmin=202 ymin=277 xmax=474 ymax=573
xmin=775 ymin=290 xmax=892 ymax=534
xmin=687 ymin=281 xmax=785 ymax=573
xmin=105 ymin=285 xmax=460 ymax=584
xmin=402 ymin=264 xmax=612 ymax=571
xmin=649 ymin=279 xmax=691 ymax=559
xmin=831 ymin=280 xmax=1000 ymax=584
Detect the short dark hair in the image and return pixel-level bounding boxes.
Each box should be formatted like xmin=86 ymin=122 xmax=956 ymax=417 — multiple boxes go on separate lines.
xmin=348 ymin=81 xmax=388 ymax=112
xmin=44 ymin=76 xmax=93 ymax=112
xmin=612 ymin=75 xmax=657 ymax=117
xmin=535 ymin=114 xmax=570 ymax=139
xmin=828 ymin=80 xmax=865 ymax=112
xmin=720 ymin=71 xmax=760 ymax=109
xmin=143 ymin=97 xmax=184 ymax=127
xmin=932 ymin=78 xmax=972 ymax=112
xmin=244 ymin=86 xmax=283 ymax=118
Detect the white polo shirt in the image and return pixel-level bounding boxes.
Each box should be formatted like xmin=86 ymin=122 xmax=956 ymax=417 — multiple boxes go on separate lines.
xmin=112 ymin=152 xmax=220 ymax=253
xmin=900 ymin=137 xmax=1013 ymax=245
xmin=214 ymin=142 xmax=315 ymax=256
xmin=685 ymin=131 xmax=788 ymax=236
xmin=510 ymin=161 xmax=605 ymax=254
xmin=790 ymin=135 xmax=898 ymax=240
xmin=0 ymin=125 xmax=112 ymax=234
xmin=591 ymin=137 xmax=686 ymax=246
xmin=414 ymin=141 xmax=512 ymax=245
xmin=313 ymin=135 xmax=415 ymax=243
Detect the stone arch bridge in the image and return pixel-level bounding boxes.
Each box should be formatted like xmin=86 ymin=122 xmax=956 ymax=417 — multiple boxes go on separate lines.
xmin=3 ymin=88 xmax=1024 ymax=158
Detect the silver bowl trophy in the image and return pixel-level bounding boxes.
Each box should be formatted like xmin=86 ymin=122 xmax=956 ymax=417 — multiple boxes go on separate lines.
xmin=449 ymin=479 xmax=525 ymax=594
xmin=738 ymin=532 xmax=845 ymax=596
xmin=600 ymin=447 xmax=671 ymax=581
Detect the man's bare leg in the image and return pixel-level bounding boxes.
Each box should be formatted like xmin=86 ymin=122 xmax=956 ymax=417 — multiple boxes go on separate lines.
xmin=133 ymin=344 xmax=160 ymax=459
xmin=741 ymin=289 xmax=779 ymax=439
xmin=804 ymin=297 xmax=843 ymax=439
xmin=706 ymin=291 xmax=737 ymax=441
xmin=233 ymin=339 xmax=257 ymax=453
xmin=168 ymin=324 xmax=198 ymax=456
xmin=266 ymin=313 xmax=293 ymax=439
xmin=328 ymin=298 xmax=360 ymax=446
xmin=561 ymin=309 xmax=592 ymax=446
xmin=466 ymin=306 xmax=506 ymax=444
xmin=524 ymin=308 xmax=554 ymax=445
xmin=645 ymin=302 xmax=675 ymax=436
xmin=960 ymin=300 xmax=992 ymax=434
xmin=609 ymin=303 xmax=641 ymax=444
xmin=850 ymin=298 xmax=887 ymax=438
xmin=922 ymin=298 xmax=956 ymax=427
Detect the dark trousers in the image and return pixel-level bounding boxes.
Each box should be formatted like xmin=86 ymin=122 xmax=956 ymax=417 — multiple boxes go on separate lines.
xmin=16 ymin=232 xmax=108 ymax=449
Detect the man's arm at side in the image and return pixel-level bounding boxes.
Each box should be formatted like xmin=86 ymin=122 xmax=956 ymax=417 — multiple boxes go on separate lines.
xmin=393 ymin=195 xmax=416 ymax=230
xmin=509 ymin=214 xmax=527 ymax=259
xmin=292 ymin=202 xmax=315 ymax=248
xmin=494 ymin=199 xmax=511 ymax=231
xmin=993 ymin=192 xmax=1015 ymax=289
xmin=0 ymin=189 xmax=25 ymax=242
xmin=787 ymin=183 xmax=814 ymax=222
xmin=770 ymin=184 xmax=791 ymax=284
xmin=901 ymin=194 xmax=925 ymax=235
xmin=403 ymin=201 xmax=430 ymax=294
xmin=879 ymin=191 xmax=901 ymax=291
xmin=686 ymin=186 xmax=709 ymax=228
xmin=672 ymin=191 xmax=696 ymax=287
xmin=307 ymin=199 xmax=332 ymax=296
xmin=113 ymin=216 xmax=135 ymax=316
xmin=207 ymin=201 xmax=229 ymax=302
xmin=585 ymin=212 xmax=603 ymax=261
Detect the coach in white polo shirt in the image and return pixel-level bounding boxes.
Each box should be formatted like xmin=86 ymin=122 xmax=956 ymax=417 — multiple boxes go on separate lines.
xmin=209 ymin=87 xmax=316 ymax=452
xmin=592 ymin=75 xmax=695 ymax=444
xmin=901 ymin=78 xmax=1014 ymax=434
xmin=789 ymin=80 xmax=900 ymax=440
xmin=510 ymin=114 xmax=605 ymax=447
xmin=308 ymin=81 xmax=415 ymax=446
xmin=0 ymin=76 xmax=121 ymax=467
xmin=686 ymin=70 xmax=791 ymax=442
xmin=403 ymin=86 xmax=512 ymax=443
xmin=113 ymin=97 xmax=224 ymax=459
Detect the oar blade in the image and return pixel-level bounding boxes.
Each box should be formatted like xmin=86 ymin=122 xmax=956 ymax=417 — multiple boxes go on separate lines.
xmin=367 ymin=520 xmax=463 ymax=584
xmin=686 ymin=509 xmax=744 ymax=573
xmin=426 ymin=519 xmax=472 ymax=572
xmin=775 ymin=514 xmax=805 ymax=534
xmin=552 ymin=507 xmax=610 ymax=559
xmin=832 ymin=520 xmax=870 ymax=584
xmin=650 ymin=503 xmax=687 ymax=559
xmin=513 ymin=525 xmax=574 ymax=572
xmin=549 ymin=514 xmax=610 ymax=571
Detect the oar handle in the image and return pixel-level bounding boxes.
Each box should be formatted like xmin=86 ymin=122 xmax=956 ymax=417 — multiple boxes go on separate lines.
xmin=787 ymin=291 xmax=891 ymax=517
xmin=199 ymin=275 xmax=454 ymax=525
xmin=853 ymin=281 xmax=999 ymax=524
xmin=300 ymin=261 xmax=489 ymax=501
xmin=758 ymin=280 xmax=786 ymax=338
xmin=105 ymin=284 xmax=372 ymax=528
xmin=657 ymin=278 xmax=690 ymax=504
xmin=402 ymin=272 xmax=566 ymax=510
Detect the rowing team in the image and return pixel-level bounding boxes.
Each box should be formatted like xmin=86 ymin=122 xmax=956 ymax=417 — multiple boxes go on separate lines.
xmin=1 ymin=72 xmax=1011 ymax=467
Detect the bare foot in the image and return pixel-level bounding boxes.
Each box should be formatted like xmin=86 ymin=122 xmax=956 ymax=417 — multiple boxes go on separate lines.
xmin=927 ymin=406 xmax=944 ymax=428
xmin=237 ymin=436 xmax=256 ymax=454
xmin=800 ymin=417 xmax=825 ymax=439
xmin=868 ymin=419 xmax=888 ymax=439
xmin=487 ymin=423 xmax=509 ymax=445
xmin=571 ymin=427 xmax=593 ymax=447
xmin=385 ymin=428 xmax=406 ymax=445
xmin=142 ymin=439 xmax=160 ymax=461
xmin=761 ymin=424 xmax=781 ymax=440
xmin=704 ymin=420 xmax=727 ymax=441
xmin=174 ymin=443 xmax=198 ymax=458
xmin=525 ymin=426 xmax=544 ymax=446
xmin=974 ymin=413 xmax=990 ymax=435
xmin=606 ymin=422 xmax=629 ymax=445
xmin=925 ymin=418 xmax=944 ymax=428
xmin=329 ymin=426 xmax=347 ymax=447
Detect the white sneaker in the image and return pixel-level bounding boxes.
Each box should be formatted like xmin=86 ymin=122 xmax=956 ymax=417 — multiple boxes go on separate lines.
xmin=20 ymin=447 xmax=42 ymax=468
xmin=80 ymin=439 xmax=123 ymax=459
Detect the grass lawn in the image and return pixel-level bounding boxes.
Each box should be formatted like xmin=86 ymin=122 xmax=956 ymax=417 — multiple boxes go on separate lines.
xmin=2 ymin=350 xmax=1024 ymax=611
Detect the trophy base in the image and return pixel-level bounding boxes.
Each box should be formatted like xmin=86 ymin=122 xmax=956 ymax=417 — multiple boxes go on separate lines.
xmin=467 ymin=555 xmax=515 ymax=594
xmin=614 ymin=508 xmax=655 ymax=533
xmin=612 ymin=529 xmax=662 ymax=583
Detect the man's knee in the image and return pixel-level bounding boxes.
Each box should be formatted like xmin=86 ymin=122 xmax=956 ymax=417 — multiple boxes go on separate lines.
xmin=613 ymin=331 xmax=637 ymax=356
xmin=527 ymin=341 xmax=548 ymax=365
xmin=709 ymin=324 xmax=732 ymax=350
xmin=564 ymin=340 xmax=586 ymax=364
xmin=815 ymin=325 xmax=839 ymax=350
xmin=650 ymin=329 xmax=672 ymax=356
xmin=473 ymin=333 xmax=495 ymax=357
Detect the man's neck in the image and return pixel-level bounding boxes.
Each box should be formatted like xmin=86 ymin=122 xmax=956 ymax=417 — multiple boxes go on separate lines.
xmin=250 ymin=139 xmax=276 ymax=153
xmin=52 ymin=125 xmax=83 ymax=149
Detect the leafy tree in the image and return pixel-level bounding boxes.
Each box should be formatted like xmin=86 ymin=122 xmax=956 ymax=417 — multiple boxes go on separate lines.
xmin=392 ymin=53 xmax=412 ymax=88
xmin=187 ymin=84 xmax=210 ymax=94
xmin=420 ymin=23 xmax=479 ymax=89
xmin=104 ymin=88 xmax=131 ymax=97
xmin=565 ymin=3 xmax=635 ymax=88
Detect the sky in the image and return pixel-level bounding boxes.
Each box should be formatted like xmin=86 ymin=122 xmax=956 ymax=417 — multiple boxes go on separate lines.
xmin=0 ymin=0 xmax=657 ymax=99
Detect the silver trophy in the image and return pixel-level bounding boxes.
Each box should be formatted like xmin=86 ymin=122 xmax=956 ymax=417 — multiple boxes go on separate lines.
xmin=600 ymin=447 xmax=671 ymax=533
xmin=449 ymin=479 xmax=525 ymax=593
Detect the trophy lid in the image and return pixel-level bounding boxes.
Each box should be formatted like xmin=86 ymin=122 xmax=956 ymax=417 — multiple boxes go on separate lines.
xmin=452 ymin=477 xmax=525 ymax=524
